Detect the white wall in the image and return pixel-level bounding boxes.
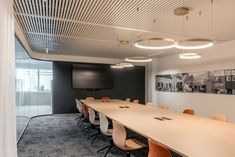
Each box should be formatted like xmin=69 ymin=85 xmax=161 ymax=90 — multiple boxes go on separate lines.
xmin=147 ymin=40 xmax=235 ymax=123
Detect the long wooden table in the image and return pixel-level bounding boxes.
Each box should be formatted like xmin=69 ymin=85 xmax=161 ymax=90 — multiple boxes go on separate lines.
xmin=81 ymin=99 xmax=235 ymax=157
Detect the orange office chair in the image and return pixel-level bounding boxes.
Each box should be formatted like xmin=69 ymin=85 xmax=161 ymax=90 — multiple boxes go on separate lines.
xmin=102 ymin=96 xmax=110 ymax=99
xmin=80 ymin=104 xmax=89 ymax=128
xmin=182 ymin=109 xmax=195 ymax=115
xmin=101 ymin=96 xmax=110 ymax=102
xmin=210 ymin=114 xmax=228 ymax=122
xmin=148 ymin=139 xmax=172 ymax=157
xmin=83 ymin=104 xmax=89 ymax=118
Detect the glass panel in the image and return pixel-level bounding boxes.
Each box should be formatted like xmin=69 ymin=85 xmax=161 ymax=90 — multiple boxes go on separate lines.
xmin=39 ymin=69 xmax=52 ymax=92
xmin=15 ymin=37 xmax=53 ymax=141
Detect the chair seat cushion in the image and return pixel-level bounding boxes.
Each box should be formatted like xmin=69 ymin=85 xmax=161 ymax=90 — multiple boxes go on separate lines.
xmin=107 ymin=129 xmax=113 ymax=136
xmin=101 ymin=129 xmax=113 ymax=136
xmin=92 ymin=120 xmax=100 ymax=125
xmin=124 ymin=139 xmax=146 ymax=150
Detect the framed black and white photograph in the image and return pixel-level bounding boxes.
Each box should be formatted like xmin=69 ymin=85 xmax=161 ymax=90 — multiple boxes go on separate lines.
xmin=156 ymin=69 xmax=235 ymax=95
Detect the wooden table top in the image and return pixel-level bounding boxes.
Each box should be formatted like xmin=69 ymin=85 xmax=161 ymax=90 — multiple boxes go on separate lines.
xmin=81 ymin=99 xmax=235 ymax=157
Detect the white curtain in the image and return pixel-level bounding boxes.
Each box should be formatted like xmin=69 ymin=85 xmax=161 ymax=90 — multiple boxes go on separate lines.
xmin=0 ymin=0 xmax=17 ymax=156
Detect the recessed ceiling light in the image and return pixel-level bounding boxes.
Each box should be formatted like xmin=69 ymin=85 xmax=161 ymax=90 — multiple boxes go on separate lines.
xmin=134 ymin=38 xmax=175 ymax=50
xmin=175 ymin=39 xmax=214 ymax=50
xmin=125 ymin=57 xmax=152 ymax=62
xmin=179 ymin=53 xmax=201 ymax=59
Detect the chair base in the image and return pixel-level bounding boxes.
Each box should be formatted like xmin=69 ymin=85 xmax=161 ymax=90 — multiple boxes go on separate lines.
xmin=79 ymin=118 xmax=89 ymax=128
xmin=83 ymin=124 xmax=92 ymax=132
xmin=74 ymin=113 xmax=84 ymax=122
xmin=90 ymin=130 xmax=100 ymax=145
xmin=97 ymin=140 xmax=113 ymax=157
xmin=74 ymin=116 xmax=80 ymax=121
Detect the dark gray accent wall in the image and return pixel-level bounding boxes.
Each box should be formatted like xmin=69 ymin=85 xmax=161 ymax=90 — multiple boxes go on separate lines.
xmin=52 ymin=62 xmax=145 ymax=114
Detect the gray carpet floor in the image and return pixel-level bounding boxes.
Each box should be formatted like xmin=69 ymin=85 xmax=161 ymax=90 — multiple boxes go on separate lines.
xmin=17 ymin=114 xmax=150 ymax=157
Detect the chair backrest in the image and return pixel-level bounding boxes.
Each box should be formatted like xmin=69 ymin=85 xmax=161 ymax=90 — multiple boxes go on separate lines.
xmin=86 ymin=97 xmax=95 ymax=100
xmin=159 ymin=104 xmax=169 ymax=110
xmin=148 ymin=139 xmax=172 ymax=157
xmin=183 ymin=109 xmax=195 ymax=115
xmin=125 ymin=98 xmax=130 ymax=102
xmin=88 ymin=107 xmax=96 ymax=124
xmin=133 ymin=99 xmax=139 ymax=103
xmin=99 ymin=113 xmax=109 ymax=135
xmin=146 ymin=102 xmax=153 ymax=106
xmin=101 ymin=96 xmax=110 ymax=102
xmin=75 ymin=99 xmax=83 ymax=113
xmin=83 ymin=104 xmax=89 ymax=118
xmin=102 ymin=96 xmax=110 ymax=100
xmin=112 ymin=120 xmax=126 ymax=148
xmin=210 ymin=114 xmax=228 ymax=122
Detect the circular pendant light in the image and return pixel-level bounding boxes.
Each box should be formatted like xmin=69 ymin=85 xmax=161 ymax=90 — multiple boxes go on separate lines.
xmin=134 ymin=38 xmax=175 ymax=50
xmin=179 ymin=53 xmax=201 ymax=59
xmin=120 ymin=62 xmax=134 ymax=67
xmin=125 ymin=57 xmax=152 ymax=63
xmin=175 ymin=38 xmax=213 ymax=50
xmin=110 ymin=63 xmax=124 ymax=69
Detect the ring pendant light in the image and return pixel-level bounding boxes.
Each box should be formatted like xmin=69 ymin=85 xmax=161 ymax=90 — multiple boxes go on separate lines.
xmin=179 ymin=53 xmax=201 ymax=59
xmin=134 ymin=38 xmax=175 ymax=50
xmin=175 ymin=38 xmax=214 ymax=50
xmin=125 ymin=57 xmax=152 ymax=63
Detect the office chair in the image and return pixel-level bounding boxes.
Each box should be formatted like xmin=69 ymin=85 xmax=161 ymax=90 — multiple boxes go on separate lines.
xmin=159 ymin=104 xmax=169 ymax=110
xmin=210 ymin=113 xmax=228 ymax=122
xmin=87 ymin=107 xmax=100 ymax=145
xmin=112 ymin=120 xmax=146 ymax=157
xmin=97 ymin=113 xmax=113 ymax=157
xmin=74 ymin=99 xmax=83 ymax=123
xmin=148 ymin=139 xmax=172 ymax=157
xmin=101 ymin=96 xmax=110 ymax=102
xmin=80 ymin=104 xmax=89 ymax=128
xmin=182 ymin=109 xmax=195 ymax=115
xmin=146 ymin=102 xmax=153 ymax=106
xmin=86 ymin=97 xmax=95 ymax=100
xmin=133 ymin=99 xmax=139 ymax=104
xmin=125 ymin=98 xmax=131 ymax=102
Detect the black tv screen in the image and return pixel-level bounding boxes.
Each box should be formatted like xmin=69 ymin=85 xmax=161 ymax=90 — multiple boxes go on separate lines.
xmin=72 ymin=64 xmax=113 ymax=89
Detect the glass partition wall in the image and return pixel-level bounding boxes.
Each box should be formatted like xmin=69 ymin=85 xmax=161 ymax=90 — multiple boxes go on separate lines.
xmin=15 ymin=38 xmax=53 ymax=141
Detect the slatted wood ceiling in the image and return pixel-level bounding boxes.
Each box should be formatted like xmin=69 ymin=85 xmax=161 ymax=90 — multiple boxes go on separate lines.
xmin=14 ymin=0 xmax=235 ymax=58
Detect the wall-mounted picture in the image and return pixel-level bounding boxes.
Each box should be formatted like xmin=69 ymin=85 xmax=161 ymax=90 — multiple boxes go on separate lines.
xmin=156 ymin=69 xmax=235 ymax=95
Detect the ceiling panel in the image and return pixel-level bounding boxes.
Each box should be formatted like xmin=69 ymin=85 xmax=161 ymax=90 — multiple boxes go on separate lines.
xmin=14 ymin=0 xmax=235 ymax=58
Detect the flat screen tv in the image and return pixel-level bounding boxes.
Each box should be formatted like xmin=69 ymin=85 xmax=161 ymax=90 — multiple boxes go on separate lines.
xmin=72 ymin=64 xmax=113 ymax=89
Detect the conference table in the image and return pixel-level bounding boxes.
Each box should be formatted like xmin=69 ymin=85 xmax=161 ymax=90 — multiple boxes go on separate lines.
xmin=81 ymin=99 xmax=235 ymax=157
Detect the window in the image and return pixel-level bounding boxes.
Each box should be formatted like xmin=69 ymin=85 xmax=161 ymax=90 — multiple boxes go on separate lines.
xmin=16 ymin=68 xmax=52 ymax=92
xmin=39 ymin=70 xmax=52 ymax=92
